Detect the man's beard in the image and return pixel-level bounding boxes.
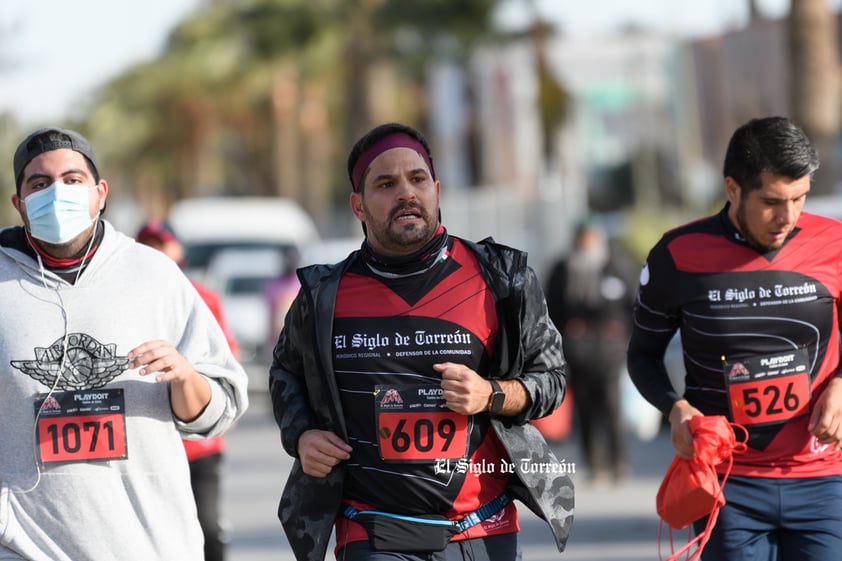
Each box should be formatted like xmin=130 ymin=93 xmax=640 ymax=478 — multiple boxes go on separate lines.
xmin=735 ymin=204 xmax=778 ymax=253
xmin=367 ymin=203 xmax=437 ymax=252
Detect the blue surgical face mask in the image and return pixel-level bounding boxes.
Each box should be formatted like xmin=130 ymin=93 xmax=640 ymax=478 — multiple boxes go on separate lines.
xmin=23 ymin=182 xmax=98 ymax=244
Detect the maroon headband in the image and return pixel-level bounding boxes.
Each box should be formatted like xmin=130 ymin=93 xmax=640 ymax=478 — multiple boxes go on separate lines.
xmin=350 ymin=133 xmax=436 ymax=192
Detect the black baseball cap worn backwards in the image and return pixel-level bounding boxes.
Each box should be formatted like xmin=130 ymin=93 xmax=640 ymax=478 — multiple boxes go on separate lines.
xmin=13 ymin=127 xmax=99 ymax=187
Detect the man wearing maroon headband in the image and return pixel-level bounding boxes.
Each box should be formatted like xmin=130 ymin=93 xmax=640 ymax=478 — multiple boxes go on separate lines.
xmin=270 ymin=123 xmax=573 ymax=561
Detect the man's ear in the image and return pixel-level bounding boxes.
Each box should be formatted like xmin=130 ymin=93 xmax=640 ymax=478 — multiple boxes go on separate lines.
xmin=96 ymin=180 xmax=109 ymax=212
xmin=350 ymin=192 xmax=365 ymax=223
xmin=724 ymin=177 xmax=740 ymax=205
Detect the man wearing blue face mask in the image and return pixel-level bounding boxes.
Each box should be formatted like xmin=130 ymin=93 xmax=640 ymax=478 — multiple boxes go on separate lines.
xmin=0 ymin=127 xmax=249 ymax=561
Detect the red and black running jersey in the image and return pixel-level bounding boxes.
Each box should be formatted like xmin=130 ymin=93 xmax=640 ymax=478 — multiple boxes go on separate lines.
xmin=631 ymin=206 xmax=842 ymax=477
xmin=332 ymin=237 xmax=518 ymax=542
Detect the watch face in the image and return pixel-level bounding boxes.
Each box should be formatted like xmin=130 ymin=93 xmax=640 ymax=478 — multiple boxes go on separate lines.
xmin=491 ymin=391 xmax=505 ymax=414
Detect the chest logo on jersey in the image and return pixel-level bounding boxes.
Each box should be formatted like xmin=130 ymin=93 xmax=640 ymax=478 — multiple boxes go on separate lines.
xmin=707 ymin=282 xmax=818 ymax=309
xmin=335 ymin=330 xmax=473 ymax=351
xmin=333 ymin=329 xmax=472 ymax=358
xmin=10 ymin=333 xmax=128 ymax=390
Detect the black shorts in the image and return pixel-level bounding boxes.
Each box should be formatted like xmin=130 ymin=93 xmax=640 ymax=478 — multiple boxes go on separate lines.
xmin=336 ymin=532 xmax=520 ymax=561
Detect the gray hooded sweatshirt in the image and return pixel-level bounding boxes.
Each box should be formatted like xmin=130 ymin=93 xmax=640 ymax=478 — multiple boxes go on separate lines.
xmin=0 ymin=221 xmax=248 ymax=561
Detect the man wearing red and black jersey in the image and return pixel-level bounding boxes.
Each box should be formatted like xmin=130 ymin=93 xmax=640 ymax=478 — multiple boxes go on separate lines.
xmin=628 ymin=116 xmax=842 ymax=560
xmin=269 ymin=123 xmax=573 ymax=561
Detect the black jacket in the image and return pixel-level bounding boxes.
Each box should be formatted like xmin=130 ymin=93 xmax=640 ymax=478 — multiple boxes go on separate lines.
xmin=269 ymin=237 xmax=574 ymax=561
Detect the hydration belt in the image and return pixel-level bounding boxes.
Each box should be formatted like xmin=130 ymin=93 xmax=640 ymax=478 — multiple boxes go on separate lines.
xmin=342 ymin=492 xmax=511 ymax=533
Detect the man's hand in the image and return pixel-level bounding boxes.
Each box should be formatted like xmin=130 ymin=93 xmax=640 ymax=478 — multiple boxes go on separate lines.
xmin=297 ymin=429 xmax=352 ymax=478
xmin=129 ymin=340 xmax=210 ymax=422
xmin=668 ymin=399 xmax=703 ymax=460
xmin=129 ymin=340 xmax=196 ymax=383
xmin=435 ymin=362 xmax=494 ymax=414
xmin=809 ymin=377 xmax=842 ymax=450
xmin=435 ymin=362 xmax=530 ymax=416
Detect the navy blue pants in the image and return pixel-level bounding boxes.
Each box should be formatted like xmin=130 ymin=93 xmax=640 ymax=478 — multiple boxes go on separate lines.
xmin=336 ymin=533 xmax=521 ymax=561
xmin=693 ymin=475 xmax=842 ymax=560
xmin=190 ymin=453 xmax=226 ymax=561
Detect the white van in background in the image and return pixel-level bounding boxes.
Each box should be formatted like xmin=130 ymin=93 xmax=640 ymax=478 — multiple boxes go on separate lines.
xmin=167 ymin=197 xmax=319 ymax=361
xmin=168 ymin=196 xmax=320 ymax=280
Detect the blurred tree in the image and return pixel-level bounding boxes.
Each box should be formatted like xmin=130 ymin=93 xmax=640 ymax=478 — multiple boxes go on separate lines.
xmin=748 ymin=0 xmax=761 ymax=21
xmin=0 ymin=17 xmax=25 ymax=226
xmin=531 ymin=19 xmax=569 ymax=170
xmin=86 ymin=0 xmax=507 ymax=222
xmin=88 ymin=0 xmax=333 ymax=212
xmin=519 ymin=0 xmax=570 ymax=172
xmin=0 ymin=112 xmax=23 ymax=227
xmin=789 ymin=0 xmax=841 ymax=195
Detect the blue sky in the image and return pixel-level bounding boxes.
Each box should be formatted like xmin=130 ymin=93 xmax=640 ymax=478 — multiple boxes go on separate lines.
xmin=0 ymin=0 xmax=834 ymax=126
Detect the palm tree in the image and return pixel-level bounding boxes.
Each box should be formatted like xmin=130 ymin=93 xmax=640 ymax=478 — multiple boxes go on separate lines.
xmin=789 ymin=0 xmax=841 ymax=195
xmin=87 ymin=0 xmax=509 ymax=219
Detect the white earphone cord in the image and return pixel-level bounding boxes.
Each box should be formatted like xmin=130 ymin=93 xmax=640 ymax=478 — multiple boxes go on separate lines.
xmin=18 ymin=219 xmax=98 ymax=494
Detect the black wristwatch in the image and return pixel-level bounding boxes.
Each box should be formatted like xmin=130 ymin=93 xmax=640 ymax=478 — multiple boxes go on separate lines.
xmin=487 ymin=379 xmax=505 ymax=414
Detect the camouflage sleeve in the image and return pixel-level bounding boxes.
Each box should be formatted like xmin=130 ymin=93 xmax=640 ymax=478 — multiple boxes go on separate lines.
xmin=269 ymin=292 xmax=319 ymax=458
xmin=511 ymin=266 xmax=567 ymax=424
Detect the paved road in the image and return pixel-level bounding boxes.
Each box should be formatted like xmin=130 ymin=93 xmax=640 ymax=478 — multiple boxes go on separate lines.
xmin=222 ymin=367 xmax=679 ymax=561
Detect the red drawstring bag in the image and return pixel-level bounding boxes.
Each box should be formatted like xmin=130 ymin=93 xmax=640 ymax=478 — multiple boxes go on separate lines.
xmin=656 ymin=415 xmax=747 ymax=561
